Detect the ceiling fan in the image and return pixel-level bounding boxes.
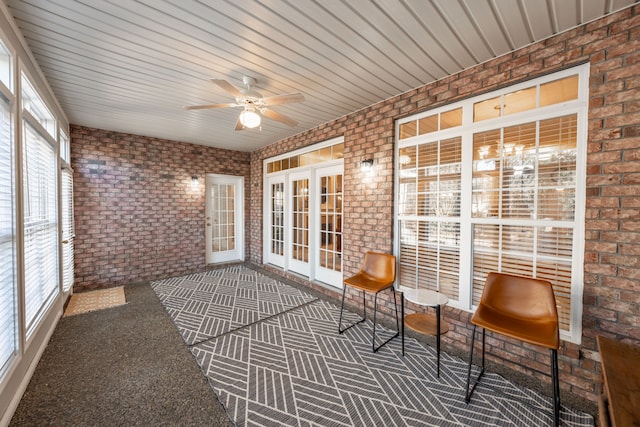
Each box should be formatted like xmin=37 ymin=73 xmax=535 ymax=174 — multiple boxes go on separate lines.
xmin=184 ymin=76 xmax=305 ymax=130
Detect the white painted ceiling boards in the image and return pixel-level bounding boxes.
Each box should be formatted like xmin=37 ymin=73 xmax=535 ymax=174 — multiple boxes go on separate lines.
xmin=4 ymin=0 xmax=637 ymax=151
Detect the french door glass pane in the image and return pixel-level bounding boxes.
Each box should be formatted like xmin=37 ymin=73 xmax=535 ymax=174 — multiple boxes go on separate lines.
xmin=292 ymin=179 xmax=309 ymax=263
xmin=211 ymin=184 xmax=235 ymax=253
xmin=271 ymin=182 xmax=284 ymax=256
xmin=319 ymin=174 xmax=342 ymax=272
xmin=0 ymin=95 xmax=16 ymax=371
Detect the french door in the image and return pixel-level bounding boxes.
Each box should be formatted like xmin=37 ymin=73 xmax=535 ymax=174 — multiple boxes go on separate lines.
xmin=205 ymin=174 xmax=244 ymax=264
xmin=265 ymin=176 xmax=285 ymax=267
xmin=263 ymin=164 xmax=344 ymax=287
xmin=315 ymin=165 xmax=343 ymax=285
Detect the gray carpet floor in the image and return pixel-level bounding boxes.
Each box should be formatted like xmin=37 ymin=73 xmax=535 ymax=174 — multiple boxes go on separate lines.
xmin=10 ymin=283 xmax=232 ymax=426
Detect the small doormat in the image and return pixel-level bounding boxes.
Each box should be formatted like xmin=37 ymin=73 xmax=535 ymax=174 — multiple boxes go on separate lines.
xmin=64 ymin=287 xmax=126 ymax=317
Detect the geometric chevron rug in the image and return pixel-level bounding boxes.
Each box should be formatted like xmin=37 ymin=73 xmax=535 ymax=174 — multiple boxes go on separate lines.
xmin=151 ymin=266 xmax=317 ymax=345
xmin=153 ymin=266 xmax=595 ymax=427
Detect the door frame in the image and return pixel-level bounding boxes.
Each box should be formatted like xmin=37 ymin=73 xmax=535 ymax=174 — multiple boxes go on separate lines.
xmin=264 ymin=175 xmax=285 ymax=268
xmin=313 ymin=164 xmax=343 ymax=287
xmin=205 ymin=174 xmax=244 ymax=264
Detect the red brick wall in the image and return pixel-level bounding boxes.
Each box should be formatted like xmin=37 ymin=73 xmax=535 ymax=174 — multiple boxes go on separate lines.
xmin=71 ymin=125 xmax=250 ymax=291
xmin=248 ymin=6 xmax=640 ymax=403
xmin=71 ymin=6 xmax=638 ymax=404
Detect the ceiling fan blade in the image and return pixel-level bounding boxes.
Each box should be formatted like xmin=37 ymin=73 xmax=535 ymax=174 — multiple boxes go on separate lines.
xmin=210 ymin=79 xmax=243 ymax=98
xmin=184 ymin=102 xmax=238 ymax=110
xmin=261 ymin=93 xmax=305 ymax=106
xmin=262 ymin=108 xmax=298 ymax=127
xmin=234 ymin=116 xmax=245 ymax=131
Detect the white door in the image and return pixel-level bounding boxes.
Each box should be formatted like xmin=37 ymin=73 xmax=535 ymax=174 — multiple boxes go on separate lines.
xmin=315 ymin=165 xmax=343 ymax=287
xmin=288 ymin=171 xmax=310 ymax=276
xmin=206 ymin=174 xmax=244 ymax=264
xmin=265 ymin=176 xmax=285 ymax=267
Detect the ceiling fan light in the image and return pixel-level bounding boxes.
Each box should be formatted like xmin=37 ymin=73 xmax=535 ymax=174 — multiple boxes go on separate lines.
xmin=239 ymin=110 xmax=261 ymax=128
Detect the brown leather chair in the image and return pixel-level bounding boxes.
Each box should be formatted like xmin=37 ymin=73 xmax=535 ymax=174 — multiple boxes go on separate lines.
xmin=465 ymin=272 xmax=561 ymax=426
xmin=338 ymin=251 xmax=399 ymax=352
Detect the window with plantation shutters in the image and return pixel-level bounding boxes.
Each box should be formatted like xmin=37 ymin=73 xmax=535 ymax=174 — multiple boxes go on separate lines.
xmin=61 ymin=167 xmax=74 ymax=292
xmin=398 ymin=137 xmax=461 ymax=299
xmin=0 ymin=92 xmax=16 ymax=373
xmin=23 ymin=121 xmax=58 ymax=336
xmin=471 ymin=115 xmax=577 ymax=331
xmin=0 ymin=23 xmax=69 ymax=412
xmin=396 ymin=65 xmax=587 ymax=343
xmin=22 ymin=73 xmax=59 ymax=335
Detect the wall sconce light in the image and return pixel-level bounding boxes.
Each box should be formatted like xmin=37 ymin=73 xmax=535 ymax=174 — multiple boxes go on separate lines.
xmin=191 ymin=175 xmax=199 ymax=186
xmin=360 ymin=158 xmax=374 ymax=172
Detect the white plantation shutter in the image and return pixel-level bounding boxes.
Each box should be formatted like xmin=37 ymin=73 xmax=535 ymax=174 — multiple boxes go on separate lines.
xmin=398 ymin=137 xmax=461 ymax=300
xmin=0 ymin=94 xmax=16 ymax=371
xmin=23 ymin=121 xmax=58 ymax=335
xmin=61 ymin=167 xmax=74 ymax=292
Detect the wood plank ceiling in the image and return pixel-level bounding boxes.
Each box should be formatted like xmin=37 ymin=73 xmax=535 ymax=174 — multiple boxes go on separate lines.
xmin=4 ymin=0 xmax=637 ymax=151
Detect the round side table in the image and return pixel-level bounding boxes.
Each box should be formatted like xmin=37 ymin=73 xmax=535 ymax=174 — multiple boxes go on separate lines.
xmin=400 ymin=288 xmax=449 ymax=377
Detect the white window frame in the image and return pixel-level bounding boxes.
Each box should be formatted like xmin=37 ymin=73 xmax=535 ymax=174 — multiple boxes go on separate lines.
xmin=394 ymin=65 xmax=588 ymax=344
xmin=0 ymin=35 xmax=16 ymax=382
xmin=21 ymin=72 xmax=59 ymax=340
xmin=0 ymin=16 xmax=68 ymax=424
xmin=59 ymin=128 xmax=70 ymax=164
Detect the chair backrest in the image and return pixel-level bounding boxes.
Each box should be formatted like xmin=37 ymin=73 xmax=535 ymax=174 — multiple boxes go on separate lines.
xmin=481 ymin=272 xmax=558 ymax=323
xmin=361 ymin=251 xmax=396 ymax=283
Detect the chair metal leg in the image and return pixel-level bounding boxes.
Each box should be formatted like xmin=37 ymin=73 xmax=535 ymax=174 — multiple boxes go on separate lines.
xmin=401 ymin=291 xmax=405 ymax=356
xmin=338 ymin=285 xmax=347 ymax=334
xmin=551 ymin=348 xmax=560 ymax=427
xmin=372 ymin=288 xmax=400 ymax=353
xmin=338 ymin=286 xmax=365 ymax=334
xmin=393 ymin=290 xmax=399 ymax=333
xmin=372 ymin=292 xmax=378 ymax=351
xmin=465 ymin=325 xmax=486 ymax=403
xmin=465 ymin=329 xmax=561 ymax=426
xmin=436 ymin=304 xmax=441 ymax=377
xmin=339 ymin=285 xmax=400 ymax=353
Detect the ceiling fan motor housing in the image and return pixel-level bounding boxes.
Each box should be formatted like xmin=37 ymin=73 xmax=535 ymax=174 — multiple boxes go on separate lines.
xmin=240 ymin=76 xmax=262 ymax=100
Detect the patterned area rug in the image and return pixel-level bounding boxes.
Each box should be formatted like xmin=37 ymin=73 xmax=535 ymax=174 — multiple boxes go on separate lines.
xmin=153 ymin=267 xmax=594 ymax=427
xmin=151 ymin=266 xmax=317 ymax=345
xmin=64 ymin=286 xmax=126 ymax=317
